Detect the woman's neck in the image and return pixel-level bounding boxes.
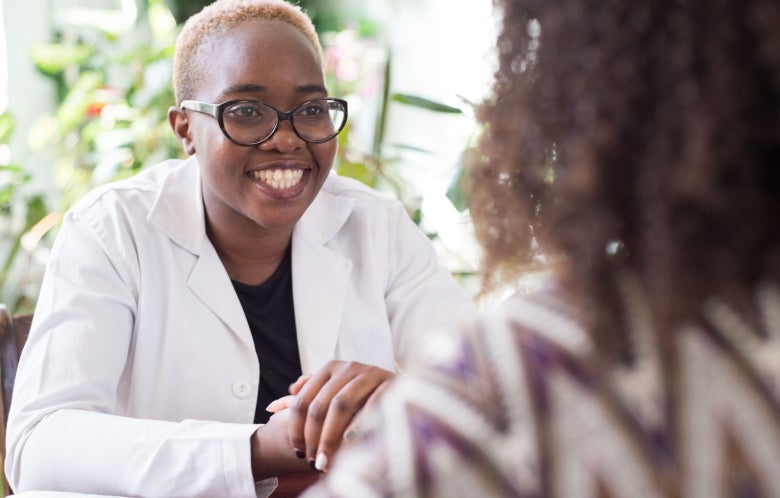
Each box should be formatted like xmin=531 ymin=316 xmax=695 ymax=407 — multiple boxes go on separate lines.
xmin=206 ymin=217 xmax=293 ymax=286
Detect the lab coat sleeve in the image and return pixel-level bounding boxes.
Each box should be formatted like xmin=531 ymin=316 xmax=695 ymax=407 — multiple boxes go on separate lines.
xmin=383 ymin=202 xmax=478 ymax=364
xmin=4 ymin=210 xmax=263 ymax=498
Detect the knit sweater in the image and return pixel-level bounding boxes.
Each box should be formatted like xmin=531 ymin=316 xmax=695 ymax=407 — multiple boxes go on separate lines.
xmin=303 ymin=280 xmax=780 ymax=497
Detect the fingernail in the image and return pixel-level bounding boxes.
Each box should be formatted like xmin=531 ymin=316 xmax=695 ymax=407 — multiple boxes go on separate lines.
xmin=344 ymin=429 xmax=358 ymax=441
xmin=294 ymin=449 xmax=305 ymax=459
xmin=308 ymin=458 xmax=316 ymax=470
xmin=315 ymin=452 xmax=328 ymax=472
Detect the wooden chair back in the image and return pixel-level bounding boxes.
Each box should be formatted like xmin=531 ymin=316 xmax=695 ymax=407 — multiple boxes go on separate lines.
xmin=0 ymin=305 xmax=31 ymax=496
xmin=0 ymin=305 xmax=317 ymax=497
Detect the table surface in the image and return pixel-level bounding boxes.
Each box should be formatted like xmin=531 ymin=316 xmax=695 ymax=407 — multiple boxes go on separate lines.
xmin=7 ymin=470 xmax=321 ymax=498
xmin=10 ymin=493 xmax=127 ymax=498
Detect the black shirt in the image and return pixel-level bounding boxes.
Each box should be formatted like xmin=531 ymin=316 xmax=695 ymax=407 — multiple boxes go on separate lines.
xmin=232 ymin=246 xmax=302 ymax=424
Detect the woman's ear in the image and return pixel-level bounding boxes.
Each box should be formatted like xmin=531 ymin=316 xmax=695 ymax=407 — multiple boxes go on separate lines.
xmin=168 ymin=106 xmax=196 ymax=155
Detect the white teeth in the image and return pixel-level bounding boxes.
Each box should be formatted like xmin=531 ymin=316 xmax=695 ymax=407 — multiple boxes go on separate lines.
xmin=252 ymin=169 xmax=304 ymax=189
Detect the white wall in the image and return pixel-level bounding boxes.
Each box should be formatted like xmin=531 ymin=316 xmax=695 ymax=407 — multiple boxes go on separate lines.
xmin=2 ymin=0 xmax=57 ymax=191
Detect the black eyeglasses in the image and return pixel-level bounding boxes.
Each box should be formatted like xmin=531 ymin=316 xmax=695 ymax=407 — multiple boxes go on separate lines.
xmin=180 ymin=97 xmax=348 ymax=146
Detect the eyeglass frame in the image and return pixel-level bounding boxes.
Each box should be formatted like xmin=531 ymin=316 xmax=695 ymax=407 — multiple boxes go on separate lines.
xmin=179 ymin=97 xmax=349 ymax=146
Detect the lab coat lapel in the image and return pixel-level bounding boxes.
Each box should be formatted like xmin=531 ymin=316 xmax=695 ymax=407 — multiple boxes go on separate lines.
xmin=292 ymin=181 xmax=354 ymax=372
xmin=147 ymin=157 xmax=252 ymax=348
xmin=187 ymin=239 xmax=253 ymax=347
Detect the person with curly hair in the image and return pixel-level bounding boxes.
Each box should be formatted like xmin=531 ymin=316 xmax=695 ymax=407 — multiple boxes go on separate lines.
xmin=4 ymin=0 xmax=476 ymax=496
xmin=302 ymin=0 xmax=780 ymax=495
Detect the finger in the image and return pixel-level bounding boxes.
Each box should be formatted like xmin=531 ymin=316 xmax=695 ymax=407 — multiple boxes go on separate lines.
xmin=297 ymin=363 xmax=360 ymax=464
xmin=363 ymin=377 xmax=393 ymax=409
xmin=309 ymin=367 xmax=394 ymax=472
xmin=342 ymin=421 xmax=361 ymax=444
xmin=288 ymin=374 xmax=312 ymax=395
xmin=311 ymin=375 xmax=379 ymax=471
xmin=287 ymin=367 xmax=337 ymax=462
xmin=266 ymin=394 xmax=295 ymax=413
xmin=340 ymin=381 xmax=391 ymax=446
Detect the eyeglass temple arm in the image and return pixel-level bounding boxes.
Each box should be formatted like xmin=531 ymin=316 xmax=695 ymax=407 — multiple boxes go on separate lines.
xmin=180 ymin=100 xmax=219 ymax=117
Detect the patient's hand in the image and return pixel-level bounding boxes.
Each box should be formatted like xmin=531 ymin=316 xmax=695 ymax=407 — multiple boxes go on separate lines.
xmin=268 ymin=361 xmax=394 ymax=472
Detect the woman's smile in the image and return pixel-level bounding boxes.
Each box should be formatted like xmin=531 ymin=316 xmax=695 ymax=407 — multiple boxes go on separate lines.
xmin=248 ymin=165 xmax=311 ymax=200
xmin=253 ymin=168 xmax=304 ymax=189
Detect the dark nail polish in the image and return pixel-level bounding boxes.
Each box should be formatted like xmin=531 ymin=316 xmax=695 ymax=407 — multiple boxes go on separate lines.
xmin=295 ymin=449 xmax=305 ymax=459
xmin=309 ymin=458 xmax=316 ymax=470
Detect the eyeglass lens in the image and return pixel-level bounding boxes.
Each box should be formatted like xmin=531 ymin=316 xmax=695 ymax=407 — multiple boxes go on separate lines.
xmin=221 ymin=99 xmax=346 ymax=145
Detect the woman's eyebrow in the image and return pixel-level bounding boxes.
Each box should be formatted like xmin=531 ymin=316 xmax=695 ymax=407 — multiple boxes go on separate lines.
xmin=296 ymin=84 xmax=328 ymax=94
xmin=218 ymin=83 xmax=266 ymax=98
xmin=217 ymin=83 xmax=327 ymax=100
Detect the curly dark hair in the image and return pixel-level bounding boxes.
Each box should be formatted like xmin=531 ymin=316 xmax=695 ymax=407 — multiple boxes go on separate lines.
xmin=470 ymin=0 xmax=780 ymax=360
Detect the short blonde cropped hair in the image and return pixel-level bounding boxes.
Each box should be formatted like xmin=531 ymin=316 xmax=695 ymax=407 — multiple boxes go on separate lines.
xmin=172 ymin=0 xmax=323 ymax=103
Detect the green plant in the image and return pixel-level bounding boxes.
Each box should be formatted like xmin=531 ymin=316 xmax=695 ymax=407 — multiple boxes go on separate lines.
xmin=0 ymin=112 xmax=49 ymax=313
xmin=322 ymin=26 xmax=472 ymax=229
xmin=0 ymin=0 xmax=182 ymax=313
xmin=29 ymin=0 xmax=182 ymax=209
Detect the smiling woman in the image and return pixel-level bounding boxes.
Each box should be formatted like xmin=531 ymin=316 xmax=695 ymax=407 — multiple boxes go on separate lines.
xmin=3 ymin=1 xmax=477 ymax=496
xmin=170 ymin=16 xmax=341 ymax=245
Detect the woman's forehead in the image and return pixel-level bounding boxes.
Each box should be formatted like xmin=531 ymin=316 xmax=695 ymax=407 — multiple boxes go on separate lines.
xmin=203 ymin=19 xmax=319 ymax=58
xmin=192 ymin=19 xmax=325 ymax=100
xmin=199 ymin=20 xmax=320 ymax=69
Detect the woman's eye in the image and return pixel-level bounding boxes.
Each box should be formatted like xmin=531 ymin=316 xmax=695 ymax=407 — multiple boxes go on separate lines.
xmin=299 ymin=103 xmax=327 ymax=117
xmin=225 ymin=103 xmax=263 ymax=119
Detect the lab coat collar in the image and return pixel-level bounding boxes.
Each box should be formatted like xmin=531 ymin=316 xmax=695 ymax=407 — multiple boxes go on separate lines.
xmin=147 ymin=156 xmax=205 ymax=255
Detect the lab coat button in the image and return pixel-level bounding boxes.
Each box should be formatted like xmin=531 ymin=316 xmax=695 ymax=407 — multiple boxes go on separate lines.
xmin=232 ymin=380 xmax=252 ymax=399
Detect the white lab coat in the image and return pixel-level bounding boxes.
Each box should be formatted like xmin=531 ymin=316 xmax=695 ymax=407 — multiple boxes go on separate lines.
xmin=5 ymin=157 xmax=476 ymax=497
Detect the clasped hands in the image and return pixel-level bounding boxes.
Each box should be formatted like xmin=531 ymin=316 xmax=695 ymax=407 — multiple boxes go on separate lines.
xmin=256 ymin=360 xmax=394 ymax=477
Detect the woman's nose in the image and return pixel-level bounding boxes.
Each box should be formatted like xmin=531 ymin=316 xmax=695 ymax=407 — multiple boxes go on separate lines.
xmin=257 ymin=120 xmax=304 ymax=153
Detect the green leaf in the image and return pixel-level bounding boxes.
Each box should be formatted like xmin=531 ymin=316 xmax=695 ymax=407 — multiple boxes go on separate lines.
xmin=0 ymin=164 xmax=30 ymax=205
xmin=0 ymin=112 xmax=14 ymax=143
xmin=24 ymin=195 xmax=48 ymax=228
xmin=446 ymin=167 xmax=468 ymax=212
xmin=392 ymin=94 xmax=463 ymax=114
xmin=31 ymin=43 xmax=94 ymax=74
xmin=372 ymin=54 xmax=392 ymax=157
xmin=337 ymin=161 xmax=377 ymax=188
xmin=446 ymin=147 xmax=479 ymax=212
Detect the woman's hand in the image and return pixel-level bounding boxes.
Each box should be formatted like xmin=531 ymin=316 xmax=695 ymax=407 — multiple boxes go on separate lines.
xmin=250 ymin=409 xmax=313 ymax=481
xmin=269 ymin=361 xmax=394 ymax=472
xmin=265 ymin=374 xmax=312 ymax=413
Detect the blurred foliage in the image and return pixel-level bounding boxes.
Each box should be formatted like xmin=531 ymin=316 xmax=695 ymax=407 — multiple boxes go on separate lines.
xmin=164 ymin=0 xmax=210 ymax=24
xmin=0 ymin=112 xmax=48 ymax=313
xmin=2 ymin=0 xmax=182 ymax=312
xmin=0 ymin=0 xmax=472 ymax=313
xmin=28 ymin=0 xmax=182 ymax=208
